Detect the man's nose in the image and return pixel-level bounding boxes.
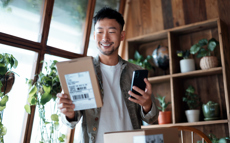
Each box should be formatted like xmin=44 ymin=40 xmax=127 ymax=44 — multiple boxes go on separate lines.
xmin=102 ymin=32 xmax=109 ymax=41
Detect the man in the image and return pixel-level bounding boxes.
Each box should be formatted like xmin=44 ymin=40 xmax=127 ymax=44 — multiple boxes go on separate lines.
xmin=57 ymin=7 xmax=158 ymax=143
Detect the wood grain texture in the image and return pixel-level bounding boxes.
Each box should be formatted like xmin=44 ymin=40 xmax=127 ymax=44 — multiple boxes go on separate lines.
xmin=171 ymin=0 xmax=185 ymax=27
xmin=161 ymin=0 xmax=174 ymax=29
xmin=130 ymin=0 xmax=143 ymax=37
xmin=140 ymin=0 xmax=152 ymax=34
xmin=182 ymin=0 xmax=207 ymax=24
xmin=149 ymin=0 xmax=164 ymax=33
xmin=205 ymin=0 xmax=219 ymax=19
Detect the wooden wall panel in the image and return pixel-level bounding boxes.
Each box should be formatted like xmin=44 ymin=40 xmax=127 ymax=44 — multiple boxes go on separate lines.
xmin=161 ymin=0 xmax=174 ymax=29
xmin=205 ymin=0 xmax=219 ymax=19
xmin=171 ymin=0 xmax=185 ymax=27
xmin=182 ymin=0 xmax=207 ymax=24
xmin=149 ymin=0 xmax=164 ymax=32
xmin=140 ymin=0 xmax=152 ymax=34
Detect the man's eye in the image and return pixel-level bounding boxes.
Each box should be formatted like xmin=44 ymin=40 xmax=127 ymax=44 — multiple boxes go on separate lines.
xmin=109 ymin=32 xmax=115 ymax=33
xmin=97 ymin=32 xmax=102 ymax=33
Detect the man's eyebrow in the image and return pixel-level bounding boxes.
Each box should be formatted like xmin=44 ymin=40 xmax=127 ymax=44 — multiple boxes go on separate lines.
xmin=108 ymin=27 xmax=117 ymax=30
xmin=96 ymin=27 xmax=117 ymax=30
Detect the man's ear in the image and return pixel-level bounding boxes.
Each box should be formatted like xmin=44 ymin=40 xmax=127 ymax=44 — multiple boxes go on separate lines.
xmin=120 ymin=31 xmax=125 ymax=41
xmin=94 ymin=31 xmax=96 ymax=40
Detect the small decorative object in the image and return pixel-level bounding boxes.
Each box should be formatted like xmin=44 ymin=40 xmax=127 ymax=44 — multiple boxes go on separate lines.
xmin=128 ymin=51 xmax=153 ymax=76
xmin=202 ymin=101 xmax=220 ymax=121
xmin=177 ymin=50 xmax=195 ymax=73
xmin=183 ymin=85 xmax=201 ymax=122
xmin=155 ymin=94 xmax=171 ymax=125
xmin=0 ymin=53 xmax=18 ymax=142
xmin=190 ymin=38 xmax=219 ymax=70
xmin=24 ymin=60 xmax=65 ymax=143
xmin=152 ymin=45 xmax=169 ymax=73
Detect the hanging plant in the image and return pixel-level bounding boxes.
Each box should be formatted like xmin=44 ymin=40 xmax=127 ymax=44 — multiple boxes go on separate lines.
xmin=0 ymin=53 xmax=18 ymax=143
xmin=24 ymin=60 xmax=65 ymax=143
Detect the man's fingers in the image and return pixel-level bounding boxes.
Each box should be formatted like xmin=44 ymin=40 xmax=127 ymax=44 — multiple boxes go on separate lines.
xmin=128 ymin=90 xmax=142 ymax=100
xmin=57 ymin=93 xmax=68 ymax=98
xmin=144 ymin=78 xmax=152 ymax=94
xmin=58 ymin=98 xmax=72 ymax=104
xmin=132 ymin=86 xmax=145 ymax=95
xmin=58 ymin=103 xmax=75 ymax=109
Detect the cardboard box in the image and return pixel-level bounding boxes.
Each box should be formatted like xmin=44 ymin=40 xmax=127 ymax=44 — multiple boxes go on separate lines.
xmin=56 ymin=56 xmax=102 ymax=111
xmin=104 ymin=128 xmax=179 ymax=143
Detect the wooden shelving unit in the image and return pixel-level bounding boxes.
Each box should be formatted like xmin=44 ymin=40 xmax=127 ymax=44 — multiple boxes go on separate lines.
xmin=127 ymin=18 xmax=230 ymax=138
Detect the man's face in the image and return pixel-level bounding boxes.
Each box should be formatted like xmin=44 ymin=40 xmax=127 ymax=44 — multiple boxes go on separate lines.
xmin=94 ymin=18 xmax=125 ymax=56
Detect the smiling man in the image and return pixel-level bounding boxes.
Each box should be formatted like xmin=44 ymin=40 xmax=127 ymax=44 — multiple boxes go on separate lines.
xmin=57 ymin=7 xmax=158 ymax=143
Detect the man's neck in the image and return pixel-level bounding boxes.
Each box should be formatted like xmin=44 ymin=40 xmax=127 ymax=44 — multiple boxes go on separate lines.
xmin=99 ymin=54 xmax=119 ymax=66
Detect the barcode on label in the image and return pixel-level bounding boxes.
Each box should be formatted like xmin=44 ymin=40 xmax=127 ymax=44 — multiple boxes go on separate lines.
xmin=72 ymin=93 xmax=89 ymax=100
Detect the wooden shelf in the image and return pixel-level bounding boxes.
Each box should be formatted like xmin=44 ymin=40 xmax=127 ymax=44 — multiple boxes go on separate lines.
xmin=127 ymin=18 xmax=230 ymax=137
xmin=148 ymin=67 xmax=222 ymax=84
xmin=148 ymin=75 xmax=170 ymax=83
xmin=172 ymin=67 xmax=222 ymax=78
xmin=142 ymin=120 xmax=228 ymax=129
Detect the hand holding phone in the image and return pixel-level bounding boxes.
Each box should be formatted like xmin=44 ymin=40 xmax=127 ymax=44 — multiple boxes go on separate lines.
xmin=130 ymin=70 xmax=148 ymax=99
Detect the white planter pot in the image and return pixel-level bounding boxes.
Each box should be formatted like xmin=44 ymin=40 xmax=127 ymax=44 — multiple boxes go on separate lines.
xmin=185 ymin=109 xmax=200 ymax=122
xmin=180 ymin=59 xmax=195 ymax=73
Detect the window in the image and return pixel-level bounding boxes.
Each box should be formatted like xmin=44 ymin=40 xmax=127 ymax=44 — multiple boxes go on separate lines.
xmin=47 ymin=0 xmax=89 ymax=54
xmin=0 ymin=0 xmax=44 ymax=41
xmin=0 ymin=45 xmax=38 ymax=143
xmin=0 ymin=0 xmax=124 ymax=142
xmin=30 ymin=54 xmax=69 ymax=143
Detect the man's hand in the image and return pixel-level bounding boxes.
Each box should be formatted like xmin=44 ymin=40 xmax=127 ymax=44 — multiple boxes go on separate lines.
xmin=128 ymin=78 xmax=152 ymax=113
xmin=57 ymin=93 xmax=75 ymax=121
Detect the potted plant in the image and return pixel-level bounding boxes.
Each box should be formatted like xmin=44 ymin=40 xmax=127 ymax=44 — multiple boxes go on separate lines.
xmin=202 ymin=101 xmax=220 ymax=121
xmin=24 ymin=60 xmax=65 ymax=142
xmin=0 ymin=53 xmax=18 ymax=142
xmin=155 ymin=94 xmax=171 ymax=125
xmin=177 ymin=50 xmax=195 ymax=73
xmin=183 ymin=85 xmax=201 ymax=122
xmin=128 ymin=50 xmax=153 ymax=76
xmin=190 ymin=38 xmax=219 ymax=70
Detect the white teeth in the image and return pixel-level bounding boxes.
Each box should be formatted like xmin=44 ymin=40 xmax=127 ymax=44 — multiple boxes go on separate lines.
xmin=101 ymin=43 xmax=111 ymax=46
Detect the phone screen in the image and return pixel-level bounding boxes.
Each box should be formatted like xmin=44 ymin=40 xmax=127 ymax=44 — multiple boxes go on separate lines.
xmin=130 ymin=70 xmax=148 ymax=98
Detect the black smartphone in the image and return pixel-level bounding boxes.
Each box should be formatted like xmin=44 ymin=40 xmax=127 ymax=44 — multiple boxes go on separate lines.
xmin=130 ymin=70 xmax=148 ymax=99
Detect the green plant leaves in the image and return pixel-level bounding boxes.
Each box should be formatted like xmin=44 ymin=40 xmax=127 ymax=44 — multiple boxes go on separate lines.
xmin=208 ymin=41 xmax=217 ymax=51
xmin=0 ymin=95 xmax=8 ymax=106
xmin=186 ymin=85 xmax=195 ymax=93
xmin=0 ymin=126 xmax=7 ymax=136
xmin=29 ymin=85 xmax=37 ymax=96
xmin=58 ymin=134 xmax=66 ymax=142
xmin=190 ymin=43 xmax=201 ymax=54
xmin=190 ymin=38 xmax=219 ymax=58
xmin=51 ymin=114 xmax=59 ymax=121
xmin=27 ymin=95 xmax=37 ymax=105
xmin=129 ymin=51 xmax=153 ymax=70
xmin=40 ymin=93 xmax=52 ymax=105
xmin=0 ymin=106 xmax=6 ymax=111
xmin=155 ymin=94 xmax=171 ymax=112
xmin=24 ymin=104 xmax=31 ymax=114
xmin=197 ymin=48 xmax=208 ymax=58
xmin=198 ymin=39 xmax=208 ymax=46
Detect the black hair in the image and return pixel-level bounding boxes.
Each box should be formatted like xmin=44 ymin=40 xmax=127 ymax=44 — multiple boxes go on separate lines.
xmin=93 ymin=7 xmax=125 ymax=31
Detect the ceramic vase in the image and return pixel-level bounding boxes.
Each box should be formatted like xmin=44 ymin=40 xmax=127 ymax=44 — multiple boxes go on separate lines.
xmin=180 ymin=59 xmax=195 ymax=73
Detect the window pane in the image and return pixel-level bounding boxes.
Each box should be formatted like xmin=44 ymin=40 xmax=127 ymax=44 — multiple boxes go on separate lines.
xmin=0 ymin=44 xmax=38 ymax=143
xmin=47 ymin=0 xmax=89 ymax=54
xmin=0 ymin=0 xmax=44 ymax=41
xmin=30 ymin=54 xmax=70 ymax=143
xmin=87 ymin=0 xmax=120 ymax=57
